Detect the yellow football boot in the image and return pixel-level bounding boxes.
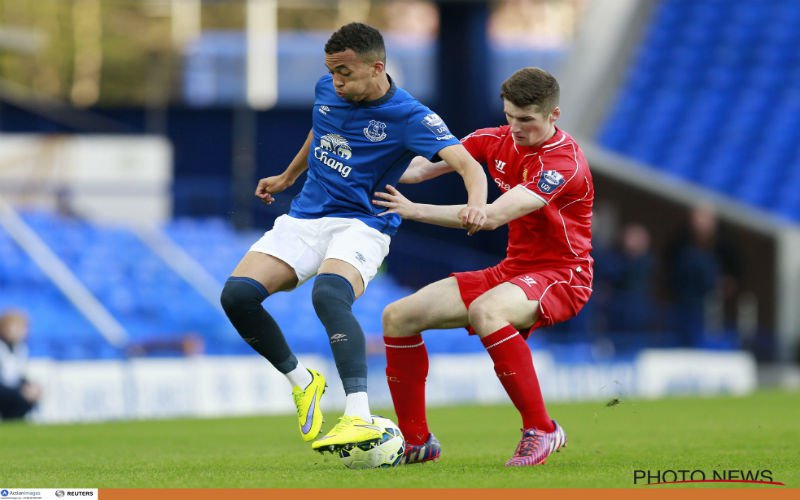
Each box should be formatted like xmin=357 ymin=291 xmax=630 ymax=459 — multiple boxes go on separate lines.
xmin=311 ymin=415 xmax=383 ymax=452
xmin=292 ymin=368 xmax=326 ymax=441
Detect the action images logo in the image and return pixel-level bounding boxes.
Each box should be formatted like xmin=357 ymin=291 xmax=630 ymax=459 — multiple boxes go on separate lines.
xmin=633 ymin=468 xmax=784 ymax=486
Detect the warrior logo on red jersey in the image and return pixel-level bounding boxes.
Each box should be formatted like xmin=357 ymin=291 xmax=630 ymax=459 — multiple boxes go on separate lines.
xmin=537 ymin=170 xmax=565 ymax=194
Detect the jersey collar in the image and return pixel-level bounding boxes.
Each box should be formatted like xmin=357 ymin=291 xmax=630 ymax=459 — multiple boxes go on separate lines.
xmin=513 ymin=126 xmax=565 ymax=155
xmin=356 ymin=75 xmax=397 ymax=107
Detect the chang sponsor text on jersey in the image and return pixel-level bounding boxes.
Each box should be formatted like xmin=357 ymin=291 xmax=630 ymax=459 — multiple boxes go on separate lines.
xmin=315 ymin=133 xmax=353 ymax=178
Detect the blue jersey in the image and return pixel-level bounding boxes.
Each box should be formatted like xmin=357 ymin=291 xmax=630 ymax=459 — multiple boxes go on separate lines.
xmin=289 ymin=74 xmax=461 ymax=236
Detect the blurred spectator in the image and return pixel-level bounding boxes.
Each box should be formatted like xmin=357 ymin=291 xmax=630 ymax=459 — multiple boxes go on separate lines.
xmin=605 ymin=223 xmax=655 ymax=332
xmin=55 ymin=185 xmax=83 ymax=220
xmin=0 ymin=309 xmax=42 ymax=421
xmin=126 ymin=332 xmax=205 ymax=358
xmin=489 ymin=0 xmax=584 ymax=48
xmin=665 ymin=204 xmax=742 ymax=346
xmin=382 ymin=1 xmax=438 ymax=39
xmin=582 ymin=201 xmax=617 ymax=333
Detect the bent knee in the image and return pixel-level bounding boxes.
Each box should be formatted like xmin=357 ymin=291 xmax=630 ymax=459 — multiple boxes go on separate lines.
xmin=219 ymin=281 xmax=239 ymax=313
xmin=382 ymin=302 xmax=403 ymax=331
xmin=382 ymin=301 xmax=417 ymax=337
xmin=467 ymin=297 xmax=499 ymax=326
xmin=311 ymin=274 xmax=354 ymax=316
xmin=220 ymin=277 xmax=267 ymax=314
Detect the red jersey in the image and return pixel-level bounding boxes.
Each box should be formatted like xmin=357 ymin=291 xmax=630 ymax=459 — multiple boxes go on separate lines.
xmin=462 ymin=125 xmax=593 ymax=275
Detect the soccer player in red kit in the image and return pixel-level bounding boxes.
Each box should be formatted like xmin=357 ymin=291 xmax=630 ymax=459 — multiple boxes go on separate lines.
xmin=373 ymin=67 xmax=593 ymax=466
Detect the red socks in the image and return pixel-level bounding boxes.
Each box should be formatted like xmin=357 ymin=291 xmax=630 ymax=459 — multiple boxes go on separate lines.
xmin=385 ymin=325 xmax=553 ymax=442
xmin=481 ymin=324 xmax=554 ymax=432
xmin=384 ymin=334 xmax=430 ymax=445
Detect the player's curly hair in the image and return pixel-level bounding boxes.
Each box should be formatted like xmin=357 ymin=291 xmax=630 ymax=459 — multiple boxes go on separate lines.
xmin=501 ymin=67 xmax=560 ymax=113
xmin=325 ymin=22 xmax=386 ymax=63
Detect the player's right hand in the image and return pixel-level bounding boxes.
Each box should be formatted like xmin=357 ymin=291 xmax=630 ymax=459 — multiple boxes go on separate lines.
xmin=255 ymin=175 xmax=293 ymax=205
xmin=459 ymin=205 xmax=487 ymax=236
xmin=372 ymin=184 xmax=419 ymax=220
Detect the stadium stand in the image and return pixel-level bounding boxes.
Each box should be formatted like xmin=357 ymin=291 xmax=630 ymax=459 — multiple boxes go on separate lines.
xmin=182 ymin=32 xmax=562 ymax=107
xmin=1 ymin=212 xmax=491 ymax=360
xmin=0 ymin=216 xmax=111 ymax=360
xmin=3 ymin=1 xmax=795 ymax=365
xmin=599 ymin=0 xmax=800 ymax=221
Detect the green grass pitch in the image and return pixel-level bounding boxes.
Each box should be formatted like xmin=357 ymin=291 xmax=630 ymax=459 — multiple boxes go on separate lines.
xmin=1 ymin=390 xmax=797 ymax=488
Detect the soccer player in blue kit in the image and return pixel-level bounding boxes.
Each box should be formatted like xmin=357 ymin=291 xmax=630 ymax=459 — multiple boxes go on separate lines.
xmin=220 ymin=22 xmax=488 ymax=452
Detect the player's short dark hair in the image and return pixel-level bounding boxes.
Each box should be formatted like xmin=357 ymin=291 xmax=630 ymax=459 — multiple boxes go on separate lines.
xmin=325 ymin=22 xmax=386 ymax=63
xmin=500 ymin=67 xmax=560 ymax=113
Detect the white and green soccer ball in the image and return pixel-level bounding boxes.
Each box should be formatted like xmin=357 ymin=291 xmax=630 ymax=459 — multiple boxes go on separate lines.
xmin=337 ymin=415 xmax=405 ymax=469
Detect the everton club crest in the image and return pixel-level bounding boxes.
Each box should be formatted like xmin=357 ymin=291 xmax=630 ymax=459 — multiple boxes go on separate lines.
xmin=363 ymin=120 xmax=387 ymax=142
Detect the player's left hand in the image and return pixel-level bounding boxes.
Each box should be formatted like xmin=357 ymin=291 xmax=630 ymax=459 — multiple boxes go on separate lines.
xmin=255 ymin=174 xmax=293 ymax=205
xmin=372 ymin=185 xmax=419 ymax=219
xmin=459 ymin=205 xmax=487 ymax=235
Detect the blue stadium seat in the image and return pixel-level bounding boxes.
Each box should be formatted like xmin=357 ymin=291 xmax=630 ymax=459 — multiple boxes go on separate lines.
xmin=599 ymin=0 xmax=800 ymax=220
xmin=1 ymin=218 xmax=115 ymax=360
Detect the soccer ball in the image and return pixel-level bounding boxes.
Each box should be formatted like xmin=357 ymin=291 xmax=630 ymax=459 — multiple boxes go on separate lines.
xmin=337 ymin=415 xmax=405 ymax=469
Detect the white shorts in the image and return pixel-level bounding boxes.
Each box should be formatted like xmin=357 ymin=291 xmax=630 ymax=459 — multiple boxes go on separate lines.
xmin=249 ymin=215 xmax=391 ymax=289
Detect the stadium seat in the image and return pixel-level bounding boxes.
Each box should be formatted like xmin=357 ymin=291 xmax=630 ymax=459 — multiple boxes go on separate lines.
xmin=599 ymin=0 xmax=800 ymax=220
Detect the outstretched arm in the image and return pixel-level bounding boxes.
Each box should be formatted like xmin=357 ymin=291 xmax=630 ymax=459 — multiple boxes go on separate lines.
xmin=436 ymin=144 xmax=487 ymax=209
xmin=255 ymin=129 xmax=313 ymax=205
xmin=373 ymin=184 xmax=545 ymax=231
xmin=399 ymin=156 xmax=453 ymax=184
xmin=434 ymin=144 xmax=488 ymax=234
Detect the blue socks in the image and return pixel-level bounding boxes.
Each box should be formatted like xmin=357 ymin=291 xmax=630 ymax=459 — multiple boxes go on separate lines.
xmin=312 ymin=273 xmax=367 ymax=394
xmin=222 ymin=273 xmax=370 ymax=396
xmin=220 ymin=277 xmax=298 ymax=374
